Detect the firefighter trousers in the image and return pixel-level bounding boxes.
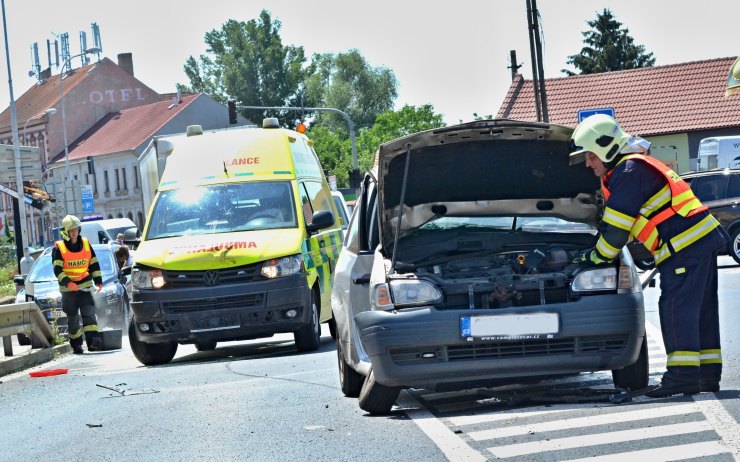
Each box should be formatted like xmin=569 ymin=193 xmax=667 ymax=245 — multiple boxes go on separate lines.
xmin=62 ymin=290 xmax=100 ymax=349
xmin=657 ymin=247 xmax=721 ymax=385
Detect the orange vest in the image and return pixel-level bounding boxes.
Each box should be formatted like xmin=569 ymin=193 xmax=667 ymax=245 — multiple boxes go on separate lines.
xmin=55 ymin=238 xmax=92 ymax=281
xmin=603 ymin=154 xmax=707 ymax=252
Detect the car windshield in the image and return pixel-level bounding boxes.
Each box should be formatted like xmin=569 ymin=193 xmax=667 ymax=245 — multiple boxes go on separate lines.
xmin=145 ymin=181 xmax=298 ymax=240
xmin=28 ymin=246 xmax=117 ymax=283
xmin=416 ymin=216 xmax=596 ymax=233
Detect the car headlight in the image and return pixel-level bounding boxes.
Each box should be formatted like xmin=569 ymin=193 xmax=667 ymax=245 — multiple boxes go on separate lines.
xmin=372 ymin=279 xmax=442 ymax=310
xmin=571 ymin=267 xmax=617 ymax=292
xmin=132 ymin=268 xmax=165 ymax=289
xmin=261 ymin=255 xmax=303 ymax=278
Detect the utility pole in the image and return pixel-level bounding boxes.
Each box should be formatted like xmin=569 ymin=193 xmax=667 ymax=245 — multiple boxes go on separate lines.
xmin=526 ymin=0 xmax=549 ymax=122
xmin=508 ymin=50 xmax=523 ymax=81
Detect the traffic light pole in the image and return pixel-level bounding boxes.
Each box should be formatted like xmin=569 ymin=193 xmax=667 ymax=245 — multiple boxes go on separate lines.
xmin=238 ymin=105 xmax=360 ymax=197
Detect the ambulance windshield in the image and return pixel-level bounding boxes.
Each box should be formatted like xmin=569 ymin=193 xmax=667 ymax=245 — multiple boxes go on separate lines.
xmin=145 ymin=181 xmax=297 ymax=239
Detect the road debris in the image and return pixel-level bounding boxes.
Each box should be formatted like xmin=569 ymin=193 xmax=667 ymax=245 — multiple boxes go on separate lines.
xmin=96 ymin=383 xmax=160 ymax=397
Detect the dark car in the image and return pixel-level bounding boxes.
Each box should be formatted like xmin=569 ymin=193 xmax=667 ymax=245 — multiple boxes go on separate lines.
xmin=681 ymin=168 xmax=740 ymax=264
xmin=331 ymin=120 xmax=648 ymax=414
xmin=15 ymin=244 xmax=130 ymax=346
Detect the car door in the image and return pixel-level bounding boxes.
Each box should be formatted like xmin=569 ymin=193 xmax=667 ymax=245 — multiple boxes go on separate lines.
xmin=332 ymin=174 xmax=378 ymax=371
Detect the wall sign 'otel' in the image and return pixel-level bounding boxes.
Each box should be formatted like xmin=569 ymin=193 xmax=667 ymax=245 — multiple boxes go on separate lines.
xmin=89 ymin=88 xmax=147 ymax=104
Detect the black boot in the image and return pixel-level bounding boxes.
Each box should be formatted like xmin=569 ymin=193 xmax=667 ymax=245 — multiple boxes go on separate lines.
xmin=701 ymin=380 xmax=720 ymax=392
xmin=646 ymin=377 xmax=700 ymax=398
xmin=87 ymin=334 xmax=103 ymax=352
xmin=70 ymin=337 xmax=84 ymax=354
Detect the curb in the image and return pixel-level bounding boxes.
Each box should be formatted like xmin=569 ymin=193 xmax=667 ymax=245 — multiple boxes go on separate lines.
xmin=0 ymin=344 xmax=72 ymax=377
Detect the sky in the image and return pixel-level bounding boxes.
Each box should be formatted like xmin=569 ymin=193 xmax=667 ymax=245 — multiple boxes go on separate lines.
xmin=1 ymin=0 xmax=738 ymax=126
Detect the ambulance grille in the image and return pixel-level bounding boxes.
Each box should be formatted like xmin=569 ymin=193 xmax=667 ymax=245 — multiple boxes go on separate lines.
xmin=163 ymin=264 xmax=262 ymax=287
xmin=163 ymin=293 xmax=264 ymax=313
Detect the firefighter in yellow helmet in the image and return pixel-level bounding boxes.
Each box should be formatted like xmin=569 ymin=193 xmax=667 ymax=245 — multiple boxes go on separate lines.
xmin=53 ymin=215 xmax=104 ymax=354
xmin=570 ymin=114 xmax=729 ymax=397
xmin=726 ymin=56 xmax=740 ymax=96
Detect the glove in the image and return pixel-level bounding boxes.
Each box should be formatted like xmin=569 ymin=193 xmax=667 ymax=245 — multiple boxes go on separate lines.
xmin=67 ymin=282 xmax=79 ymax=291
xmin=574 ymin=249 xmax=612 ymax=266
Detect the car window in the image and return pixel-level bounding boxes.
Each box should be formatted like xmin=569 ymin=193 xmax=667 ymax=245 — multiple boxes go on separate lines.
xmin=726 ymin=173 xmax=740 ymax=199
xmin=27 ymin=246 xmax=117 ymax=283
xmin=332 ymin=194 xmax=349 ymax=230
xmin=690 ymin=175 xmax=728 ymax=202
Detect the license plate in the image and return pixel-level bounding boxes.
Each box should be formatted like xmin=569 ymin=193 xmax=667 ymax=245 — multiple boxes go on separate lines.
xmin=191 ymin=314 xmax=240 ymax=332
xmin=461 ymin=313 xmax=559 ymax=340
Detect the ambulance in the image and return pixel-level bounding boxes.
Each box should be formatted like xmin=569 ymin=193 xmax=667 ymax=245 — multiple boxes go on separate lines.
xmin=128 ymin=119 xmax=343 ymax=365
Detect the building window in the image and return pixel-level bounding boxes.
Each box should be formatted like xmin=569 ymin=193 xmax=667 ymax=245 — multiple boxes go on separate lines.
xmin=104 ymin=171 xmax=110 ymax=192
xmin=93 ymin=174 xmax=98 ymax=194
xmin=122 ymin=167 xmax=127 ymax=190
xmin=85 ymin=173 xmax=89 ymax=184
xmin=115 ymin=169 xmax=120 ymax=191
xmin=134 ymin=166 xmax=139 ymax=188
xmin=137 ymin=211 xmax=144 ymax=228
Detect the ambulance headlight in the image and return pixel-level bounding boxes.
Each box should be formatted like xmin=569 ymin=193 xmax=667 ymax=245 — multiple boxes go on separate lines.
xmin=132 ymin=268 xmax=166 ymax=289
xmin=261 ymin=255 xmax=304 ymax=278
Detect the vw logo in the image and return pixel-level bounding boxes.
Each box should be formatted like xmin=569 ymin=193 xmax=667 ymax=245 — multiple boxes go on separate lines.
xmin=203 ymin=270 xmax=220 ymax=286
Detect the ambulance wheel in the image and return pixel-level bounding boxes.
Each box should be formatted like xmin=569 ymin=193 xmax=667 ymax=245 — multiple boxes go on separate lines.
xmin=328 ymin=316 xmax=337 ymax=340
xmin=128 ymin=318 xmax=177 ymax=365
xmin=358 ymin=368 xmax=401 ymax=415
xmin=294 ymin=290 xmax=321 ymax=351
xmin=730 ymin=228 xmax=740 ymax=265
xmin=612 ymin=336 xmax=649 ymax=391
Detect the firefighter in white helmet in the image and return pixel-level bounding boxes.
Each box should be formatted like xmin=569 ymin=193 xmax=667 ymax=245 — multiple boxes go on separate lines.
xmin=570 ymin=114 xmax=729 ymax=397
xmin=52 ymin=215 xmax=103 ymax=354
xmin=727 ymin=56 xmax=740 ymax=96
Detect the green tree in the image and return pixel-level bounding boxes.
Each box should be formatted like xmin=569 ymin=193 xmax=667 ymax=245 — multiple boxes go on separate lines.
xmin=180 ymin=10 xmax=312 ymax=122
xmin=304 ymin=49 xmax=398 ymax=132
xmin=562 ymin=9 xmax=655 ymax=76
xmin=310 ymin=105 xmax=445 ymax=187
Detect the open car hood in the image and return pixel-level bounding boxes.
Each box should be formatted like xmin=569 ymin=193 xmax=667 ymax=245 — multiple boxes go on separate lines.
xmin=377 ymin=119 xmax=601 ymax=251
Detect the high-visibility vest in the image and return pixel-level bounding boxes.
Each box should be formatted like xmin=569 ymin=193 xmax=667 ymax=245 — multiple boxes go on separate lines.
xmin=55 ymin=238 xmax=92 ymax=281
xmin=603 ymin=154 xmax=709 ymax=257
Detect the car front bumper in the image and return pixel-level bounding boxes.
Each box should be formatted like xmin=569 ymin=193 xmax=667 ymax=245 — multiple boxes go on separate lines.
xmin=354 ymin=293 xmax=645 ymax=389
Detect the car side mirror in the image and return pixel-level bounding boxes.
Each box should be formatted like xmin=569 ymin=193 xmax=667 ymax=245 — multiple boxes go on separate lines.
xmin=306 ymin=210 xmax=335 ymax=235
xmin=13 ymin=274 xmax=25 ymax=285
xmin=121 ymin=265 xmax=132 ymax=276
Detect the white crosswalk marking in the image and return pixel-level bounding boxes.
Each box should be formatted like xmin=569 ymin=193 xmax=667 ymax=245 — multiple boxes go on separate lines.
xmin=467 ymin=403 xmax=699 ymax=440
xmin=488 ymin=421 xmax=715 ymax=458
xmin=561 ymin=441 xmax=733 ymax=462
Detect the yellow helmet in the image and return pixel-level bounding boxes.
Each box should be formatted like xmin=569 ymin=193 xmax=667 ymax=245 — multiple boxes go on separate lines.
xmin=61 ymin=215 xmax=81 ymax=241
xmin=727 ymin=57 xmax=740 ymax=97
xmin=569 ymin=114 xmax=630 ymax=164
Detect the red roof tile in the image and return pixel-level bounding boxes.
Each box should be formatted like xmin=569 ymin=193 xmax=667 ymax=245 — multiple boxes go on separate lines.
xmin=496 ymin=57 xmax=740 ymax=136
xmin=61 ymin=94 xmax=200 ymax=161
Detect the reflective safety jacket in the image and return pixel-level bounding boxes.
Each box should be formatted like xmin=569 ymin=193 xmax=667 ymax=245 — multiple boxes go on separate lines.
xmin=595 ymin=154 xmax=721 ymax=266
xmin=52 ymin=237 xmax=103 ymax=292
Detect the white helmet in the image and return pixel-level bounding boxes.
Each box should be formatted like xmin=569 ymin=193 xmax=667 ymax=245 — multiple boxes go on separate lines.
xmin=61 ymin=215 xmax=81 ymax=241
xmin=727 ymin=57 xmax=740 ymax=97
xmin=569 ymin=114 xmax=630 ymax=164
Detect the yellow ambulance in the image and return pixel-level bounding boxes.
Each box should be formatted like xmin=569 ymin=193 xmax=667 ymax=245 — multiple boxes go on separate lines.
xmin=128 ymin=119 xmax=343 ymax=365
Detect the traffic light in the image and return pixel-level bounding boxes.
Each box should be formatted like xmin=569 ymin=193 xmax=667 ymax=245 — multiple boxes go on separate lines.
xmin=228 ymin=100 xmax=238 ymax=125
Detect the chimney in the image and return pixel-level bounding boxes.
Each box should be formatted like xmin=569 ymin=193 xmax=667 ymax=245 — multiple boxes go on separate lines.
xmin=117 ymin=53 xmax=134 ymax=76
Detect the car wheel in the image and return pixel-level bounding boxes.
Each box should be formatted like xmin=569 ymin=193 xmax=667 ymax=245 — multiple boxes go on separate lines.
xmin=128 ymin=317 xmax=177 ymax=365
xmin=337 ymin=338 xmax=363 ymax=397
xmin=730 ymin=228 xmax=740 ymax=265
xmin=195 ymin=340 xmax=217 ymax=351
xmin=612 ymin=336 xmax=649 ymax=391
xmin=294 ymin=290 xmax=321 ymax=351
xmin=358 ymin=368 xmax=401 ymax=415
xmin=328 ymin=316 xmax=337 ymax=340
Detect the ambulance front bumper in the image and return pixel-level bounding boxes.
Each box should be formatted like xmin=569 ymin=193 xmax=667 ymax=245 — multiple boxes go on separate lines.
xmin=130 ymin=273 xmax=311 ymax=343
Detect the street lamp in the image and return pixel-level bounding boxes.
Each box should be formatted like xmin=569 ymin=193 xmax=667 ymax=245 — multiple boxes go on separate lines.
xmin=23 ymin=108 xmax=56 ymax=145
xmin=60 ymin=47 xmax=100 ymax=190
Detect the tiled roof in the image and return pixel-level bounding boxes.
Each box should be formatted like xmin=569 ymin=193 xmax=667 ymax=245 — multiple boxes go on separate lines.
xmin=496 ymin=57 xmax=740 ymax=136
xmin=60 ymin=94 xmax=200 ymax=161
xmin=0 ymin=60 xmax=102 ymax=129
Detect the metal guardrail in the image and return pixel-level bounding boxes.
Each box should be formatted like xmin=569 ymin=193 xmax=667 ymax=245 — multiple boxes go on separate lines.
xmin=0 ymin=301 xmax=52 ymax=356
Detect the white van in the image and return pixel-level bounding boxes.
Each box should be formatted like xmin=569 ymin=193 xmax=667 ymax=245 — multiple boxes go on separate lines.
xmin=81 ymin=218 xmax=138 ymax=244
xmin=697 ymin=136 xmax=740 ymax=171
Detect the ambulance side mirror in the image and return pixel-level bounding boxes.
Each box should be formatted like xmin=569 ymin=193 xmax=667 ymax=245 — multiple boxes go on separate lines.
xmin=306 ymin=210 xmax=335 ymax=235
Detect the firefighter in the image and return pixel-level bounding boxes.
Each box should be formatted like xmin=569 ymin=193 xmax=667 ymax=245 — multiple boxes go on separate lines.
xmin=53 ymin=215 xmax=104 ymax=354
xmin=726 ymin=56 xmax=740 ymax=96
xmin=569 ymin=114 xmax=729 ymax=397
